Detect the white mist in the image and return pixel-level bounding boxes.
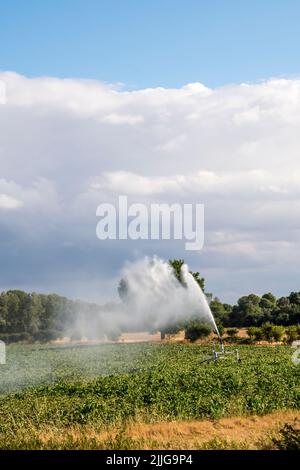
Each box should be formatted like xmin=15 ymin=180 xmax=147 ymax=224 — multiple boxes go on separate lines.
xmin=68 ymin=256 xmax=219 ymax=339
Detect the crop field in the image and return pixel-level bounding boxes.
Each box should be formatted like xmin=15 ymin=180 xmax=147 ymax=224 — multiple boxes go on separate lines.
xmin=0 ymin=343 xmax=299 ymax=449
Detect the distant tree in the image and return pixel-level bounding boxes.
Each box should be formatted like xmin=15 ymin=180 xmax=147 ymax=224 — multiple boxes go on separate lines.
xmin=261 ymin=322 xmax=275 ymax=342
xmin=272 ymin=325 xmax=285 ymax=342
xmin=2 ymin=281 xmax=300 ymax=344
xmin=6 ymin=291 xmax=22 ymax=333
xmin=260 ymin=292 xmax=276 ymax=307
xmin=210 ymin=298 xmax=232 ymax=326
xmin=118 ymin=278 xmax=129 ymax=302
xmin=168 ymin=259 xmax=185 ymax=284
xmin=160 ymin=322 xmax=183 ymax=340
xmin=289 ymin=304 xmax=300 ymax=324
xmin=185 ymin=320 xmax=211 ymax=342
xmin=191 ymin=271 xmax=205 ymax=292
xmin=289 ymin=292 xmax=300 ymax=305
xmin=272 ymin=307 xmax=291 ymax=326
xmin=239 ymin=294 xmax=261 ymax=306
xmin=215 ymin=321 xmax=225 ymax=338
xmin=226 ymin=327 xmax=239 ymax=338
xmin=168 ymin=259 xmax=205 ymax=291
xmin=25 ymin=293 xmax=42 ymax=337
xmin=229 ymin=294 xmax=263 ymax=326
xmin=106 ymin=327 xmax=121 ymax=342
xmin=285 ymin=325 xmax=299 ymax=344
xmin=247 ymin=326 xmax=264 ymax=342
xmin=277 ymin=296 xmax=290 ymax=308
xmin=0 ymin=294 xmax=8 ymax=332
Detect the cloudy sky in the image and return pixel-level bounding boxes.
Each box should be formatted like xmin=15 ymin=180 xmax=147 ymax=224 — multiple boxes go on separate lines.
xmin=1 ymin=1 xmax=300 ymax=304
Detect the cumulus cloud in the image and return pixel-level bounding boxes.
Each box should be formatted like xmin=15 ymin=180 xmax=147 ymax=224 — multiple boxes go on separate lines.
xmin=101 ymin=113 xmax=144 ymax=125
xmin=1 ymin=72 xmax=300 ymax=302
xmin=93 ymin=169 xmax=300 ymax=198
xmin=0 ymin=194 xmax=23 ymax=209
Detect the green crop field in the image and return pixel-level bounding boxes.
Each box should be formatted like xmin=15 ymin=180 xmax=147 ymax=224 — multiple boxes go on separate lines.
xmin=0 ymin=343 xmax=299 ymax=449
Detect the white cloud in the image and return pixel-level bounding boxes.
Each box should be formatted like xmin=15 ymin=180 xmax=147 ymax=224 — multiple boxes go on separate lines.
xmin=1 ymin=72 xmax=300 ymax=302
xmin=0 ymin=80 xmax=6 ymax=105
xmin=0 ymin=194 xmax=23 ymax=209
xmin=92 ymin=169 xmax=300 ymax=199
xmin=101 ymin=113 xmax=144 ymax=125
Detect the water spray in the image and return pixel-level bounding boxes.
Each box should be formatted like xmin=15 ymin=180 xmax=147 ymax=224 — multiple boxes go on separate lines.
xmin=68 ymin=256 xmax=241 ymax=366
xmin=185 ymin=269 xmax=241 ymax=365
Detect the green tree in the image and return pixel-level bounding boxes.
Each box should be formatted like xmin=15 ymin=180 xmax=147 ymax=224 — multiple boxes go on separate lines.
xmin=226 ymin=327 xmax=238 ymax=338
xmin=210 ymin=298 xmax=232 ymax=326
xmin=185 ymin=320 xmax=211 ymax=342
xmin=118 ymin=278 xmax=129 ymax=302
xmin=26 ymin=293 xmax=43 ymax=337
xmin=289 ymin=292 xmax=300 ymax=305
xmin=215 ymin=321 xmax=225 ymax=338
xmin=168 ymin=259 xmax=185 ymax=284
xmin=262 ymin=322 xmax=275 ymax=342
xmin=285 ymin=325 xmax=299 ymax=344
xmin=247 ymin=326 xmax=264 ymax=342
xmin=272 ymin=325 xmax=285 ymax=342
xmin=260 ymin=292 xmax=276 ymax=308
xmin=191 ymin=271 xmax=205 ymax=291
xmin=0 ymin=294 xmax=8 ymax=333
xmin=230 ymin=294 xmax=263 ymax=326
xmin=168 ymin=259 xmax=205 ymax=291
xmin=160 ymin=322 xmax=183 ymax=340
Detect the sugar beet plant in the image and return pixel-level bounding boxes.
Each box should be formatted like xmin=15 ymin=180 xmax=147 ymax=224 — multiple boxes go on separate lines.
xmin=0 ymin=343 xmax=299 ymax=437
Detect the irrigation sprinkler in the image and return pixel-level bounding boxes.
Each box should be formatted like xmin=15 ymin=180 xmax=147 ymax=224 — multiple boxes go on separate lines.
xmin=200 ymin=340 xmax=241 ymax=365
xmin=212 ymin=341 xmax=240 ymax=364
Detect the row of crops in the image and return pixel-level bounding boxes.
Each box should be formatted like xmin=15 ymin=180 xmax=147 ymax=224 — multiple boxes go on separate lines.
xmin=0 ymin=343 xmax=299 ymax=431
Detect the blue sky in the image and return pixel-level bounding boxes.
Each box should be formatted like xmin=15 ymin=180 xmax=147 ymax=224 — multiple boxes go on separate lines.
xmin=1 ymin=0 xmax=300 ymax=89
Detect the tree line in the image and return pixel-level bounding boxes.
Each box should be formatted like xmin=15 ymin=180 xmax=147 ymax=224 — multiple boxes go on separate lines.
xmin=0 ymin=259 xmax=299 ymax=343
xmin=210 ymin=291 xmax=300 ymax=327
xmin=0 ymin=291 xmax=101 ymax=343
xmin=168 ymin=259 xmax=300 ymax=328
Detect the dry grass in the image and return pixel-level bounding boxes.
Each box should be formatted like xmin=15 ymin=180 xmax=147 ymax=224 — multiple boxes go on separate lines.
xmin=32 ymin=410 xmax=300 ymax=450
xmin=122 ymin=410 xmax=300 ymax=449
